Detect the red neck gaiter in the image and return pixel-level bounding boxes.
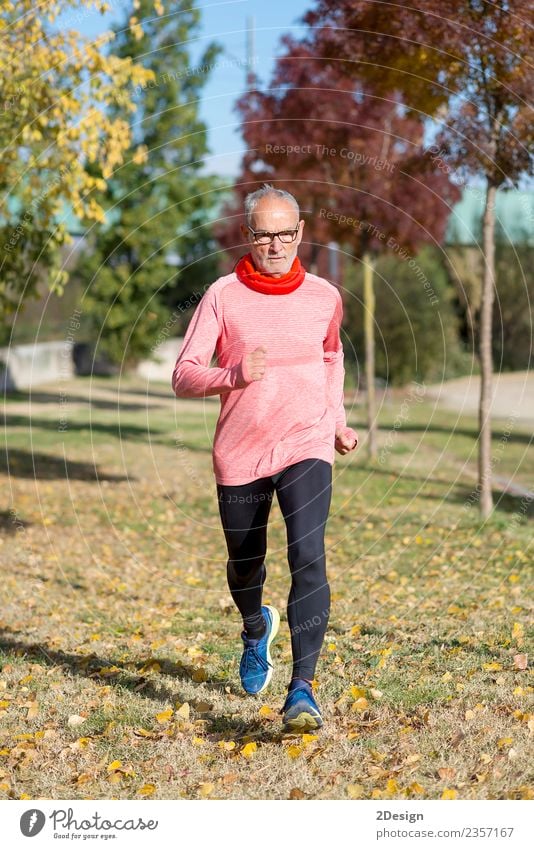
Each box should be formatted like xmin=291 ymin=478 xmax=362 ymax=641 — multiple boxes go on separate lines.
xmin=234 ymin=252 xmax=306 ymax=295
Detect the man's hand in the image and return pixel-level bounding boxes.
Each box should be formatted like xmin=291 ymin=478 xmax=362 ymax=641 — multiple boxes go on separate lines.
xmin=335 ymin=426 xmax=358 ymax=455
xmin=245 ymin=345 xmax=267 ymax=381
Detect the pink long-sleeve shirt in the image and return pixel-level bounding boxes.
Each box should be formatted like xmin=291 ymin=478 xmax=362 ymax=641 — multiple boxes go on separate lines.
xmin=171 ymin=268 xmax=348 ymax=485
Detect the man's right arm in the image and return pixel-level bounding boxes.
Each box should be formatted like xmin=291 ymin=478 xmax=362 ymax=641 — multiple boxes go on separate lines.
xmin=171 ymin=288 xmax=253 ymax=398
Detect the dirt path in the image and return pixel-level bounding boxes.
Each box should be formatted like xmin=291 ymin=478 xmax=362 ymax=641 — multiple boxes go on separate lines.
xmin=426 ymin=370 xmax=534 ymax=424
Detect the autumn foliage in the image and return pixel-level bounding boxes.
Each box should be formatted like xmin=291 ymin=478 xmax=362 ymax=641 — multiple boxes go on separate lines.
xmin=0 ymin=1 xmax=158 ymax=315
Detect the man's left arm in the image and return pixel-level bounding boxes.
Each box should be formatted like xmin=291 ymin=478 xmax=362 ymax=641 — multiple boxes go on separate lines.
xmin=323 ymin=290 xmax=358 ymax=455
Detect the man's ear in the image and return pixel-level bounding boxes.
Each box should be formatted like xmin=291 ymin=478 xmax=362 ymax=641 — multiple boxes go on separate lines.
xmin=240 ymin=223 xmax=249 ymax=239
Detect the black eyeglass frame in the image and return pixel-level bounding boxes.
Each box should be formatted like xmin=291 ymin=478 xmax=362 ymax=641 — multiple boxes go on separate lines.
xmin=246 ymin=225 xmax=300 ymax=244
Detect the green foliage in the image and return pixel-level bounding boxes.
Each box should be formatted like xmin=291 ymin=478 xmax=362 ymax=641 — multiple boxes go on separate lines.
xmin=75 ymin=0 xmax=223 ymax=366
xmin=493 ymin=245 xmax=534 ymax=372
xmin=344 ymin=246 xmax=469 ymax=386
xmin=0 ymin=0 xmax=155 ymax=319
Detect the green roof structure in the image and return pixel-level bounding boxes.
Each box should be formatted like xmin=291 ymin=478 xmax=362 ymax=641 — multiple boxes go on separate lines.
xmin=445 ymin=188 xmax=534 ymax=247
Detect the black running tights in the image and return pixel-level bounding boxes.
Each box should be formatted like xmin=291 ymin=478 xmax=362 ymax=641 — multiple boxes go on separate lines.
xmin=216 ymin=458 xmax=332 ymax=680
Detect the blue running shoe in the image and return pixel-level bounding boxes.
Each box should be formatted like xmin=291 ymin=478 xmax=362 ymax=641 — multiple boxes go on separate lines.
xmin=281 ymin=684 xmax=323 ymax=732
xmin=239 ymin=605 xmax=280 ymax=694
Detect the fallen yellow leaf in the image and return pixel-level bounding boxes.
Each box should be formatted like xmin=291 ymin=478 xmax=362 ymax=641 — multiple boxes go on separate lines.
xmin=217 ymin=741 xmax=236 ymax=751
xmin=287 ymin=745 xmax=302 ymax=759
xmin=441 ymin=788 xmax=458 ymax=799
xmin=155 ymin=709 xmax=173 ymax=724
xmin=512 ymin=622 xmax=524 ymax=644
xmin=138 ymin=784 xmax=156 ymax=797
xmin=408 ymin=782 xmax=425 ymax=794
xmin=199 ymin=782 xmax=215 ymax=798
xmin=347 ymin=783 xmax=364 ymax=798
xmin=139 ymin=660 xmax=161 ymax=674
xmin=107 ymin=760 xmax=122 ymax=772
xmin=350 ymin=686 xmax=367 ymax=699
xmin=241 ymin=742 xmax=257 ymax=759
xmin=301 ymin=734 xmax=318 ymax=745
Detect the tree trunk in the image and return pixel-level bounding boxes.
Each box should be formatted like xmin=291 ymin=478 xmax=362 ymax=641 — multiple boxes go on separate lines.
xmin=309 ymin=241 xmax=321 ymax=276
xmin=363 ymin=250 xmax=376 ymax=459
xmin=478 ymin=181 xmax=496 ymax=519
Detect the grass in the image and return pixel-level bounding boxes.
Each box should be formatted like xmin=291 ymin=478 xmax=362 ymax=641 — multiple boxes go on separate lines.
xmin=0 ymin=375 xmax=532 ymax=800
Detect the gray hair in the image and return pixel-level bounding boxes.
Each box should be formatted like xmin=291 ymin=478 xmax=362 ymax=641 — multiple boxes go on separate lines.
xmin=244 ymin=183 xmax=299 ymax=226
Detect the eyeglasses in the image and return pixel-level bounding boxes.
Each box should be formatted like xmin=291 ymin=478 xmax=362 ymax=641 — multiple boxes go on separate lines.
xmin=247 ymin=226 xmax=299 ymax=245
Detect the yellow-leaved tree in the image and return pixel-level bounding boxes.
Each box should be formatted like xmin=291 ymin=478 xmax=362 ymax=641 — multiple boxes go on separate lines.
xmin=0 ymin=0 xmax=158 ymax=320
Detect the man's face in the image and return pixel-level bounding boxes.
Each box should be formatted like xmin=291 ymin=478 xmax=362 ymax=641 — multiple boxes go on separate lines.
xmin=240 ymin=197 xmax=304 ymax=277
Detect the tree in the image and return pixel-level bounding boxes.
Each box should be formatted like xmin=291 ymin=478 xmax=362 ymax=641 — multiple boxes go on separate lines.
xmin=305 ymin=1 xmax=534 ymax=514
xmin=0 ymin=0 xmax=156 ymax=319
xmin=344 ymin=245 xmax=466 ymax=386
xmin=220 ymin=36 xmax=458 ymax=456
xmin=74 ymin=0 xmax=222 ymax=366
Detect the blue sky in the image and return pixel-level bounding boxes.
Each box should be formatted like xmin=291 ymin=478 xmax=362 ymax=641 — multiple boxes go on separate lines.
xmin=58 ymin=0 xmax=312 ymax=177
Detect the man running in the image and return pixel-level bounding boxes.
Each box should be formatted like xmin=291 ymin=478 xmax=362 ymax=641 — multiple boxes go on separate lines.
xmin=172 ymin=184 xmax=358 ymax=731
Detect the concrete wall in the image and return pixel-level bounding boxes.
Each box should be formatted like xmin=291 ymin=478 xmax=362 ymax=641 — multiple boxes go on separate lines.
xmin=1 ymin=337 xmax=183 ymax=391
xmin=1 ymin=340 xmax=74 ymax=392
xmin=136 ymin=338 xmax=182 ymax=383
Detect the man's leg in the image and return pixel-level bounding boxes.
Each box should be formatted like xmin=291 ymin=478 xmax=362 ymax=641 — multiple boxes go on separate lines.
xmin=216 ymin=476 xmax=275 ymax=638
xmin=217 ymin=475 xmax=280 ymax=694
xmin=274 ymin=458 xmax=333 ymax=683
